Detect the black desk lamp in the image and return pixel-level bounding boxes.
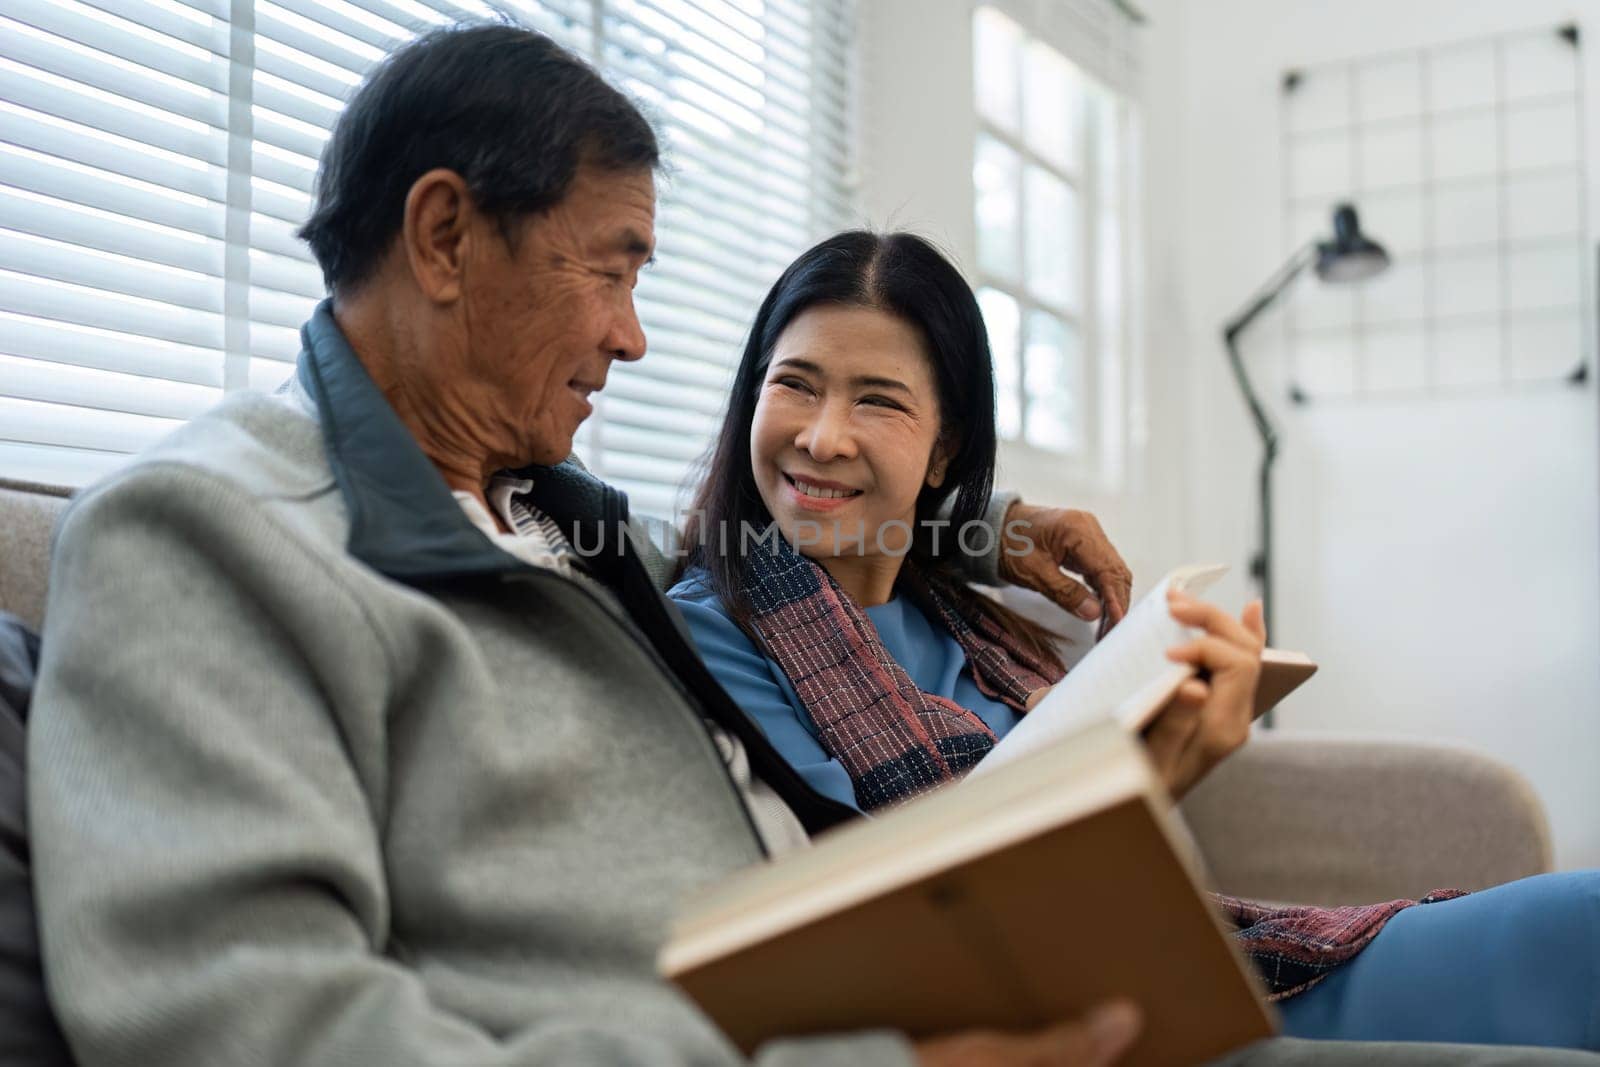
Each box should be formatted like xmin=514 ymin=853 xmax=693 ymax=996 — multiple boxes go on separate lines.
xmin=1222 ymin=203 xmax=1390 ymax=665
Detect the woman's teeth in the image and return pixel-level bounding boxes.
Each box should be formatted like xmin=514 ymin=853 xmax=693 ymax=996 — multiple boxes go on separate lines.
xmin=791 ymin=478 xmax=859 ymax=499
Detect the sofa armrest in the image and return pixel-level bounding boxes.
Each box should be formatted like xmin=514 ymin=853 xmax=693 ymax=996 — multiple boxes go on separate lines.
xmin=0 ymin=480 xmax=71 ymax=631
xmin=1180 ymin=733 xmax=1553 ymax=906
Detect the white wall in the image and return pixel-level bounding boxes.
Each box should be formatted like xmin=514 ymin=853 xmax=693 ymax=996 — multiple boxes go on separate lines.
xmin=856 ymin=0 xmax=1600 ymax=867
xmin=1168 ymin=0 xmax=1600 ymax=867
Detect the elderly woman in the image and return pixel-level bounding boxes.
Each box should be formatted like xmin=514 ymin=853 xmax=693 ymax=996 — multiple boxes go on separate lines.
xmin=668 ymin=230 xmax=1600 ymax=1051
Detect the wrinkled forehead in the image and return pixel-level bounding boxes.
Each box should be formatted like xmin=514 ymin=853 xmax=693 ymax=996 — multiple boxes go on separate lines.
xmin=573 ymin=165 xmax=658 ymax=255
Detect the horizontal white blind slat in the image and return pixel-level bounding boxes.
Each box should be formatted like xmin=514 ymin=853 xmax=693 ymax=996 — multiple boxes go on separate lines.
xmin=0 ymin=395 xmax=185 ymax=455
xmin=0 ymin=60 xmax=228 ymax=164
xmin=254 ymin=2 xmax=388 ymax=78
xmin=0 ymin=440 xmax=128 ymax=486
xmin=0 ymin=309 xmax=224 ymax=387
xmin=658 ymin=204 xmax=809 ymax=266
xmin=250 ymin=173 xmax=313 ymax=226
xmin=0 ymin=352 xmax=222 ymax=420
xmin=637 ymin=336 xmax=742 ymax=375
xmin=247 ymin=284 xmax=316 ymax=330
xmin=638 ymin=254 xmax=770 ymax=313
xmin=253 ymin=70 xmax=345 ymax=131
xmin=266 ymin=0 xmax=423 ymax=52
xmin=604 ymin=2 xmax=833 ymax=122
xmin=5 ymin=0 xmax=228 ymax=76
xmin=656 ymin=150 xmax=812 ymax=224
xmin=0 ymin=19 xmax=230 ymax=129
xmin=249 ymin=246 xmax=325 ymax=299
xmin=0 ymin=228 xmax=224 ymax=314
xmin=0 ymin=269 xmax=225 ymax=350
xmin=253 ymin=33 xmax=363 ymax=100
xmin=595 ymin=420 xmax=711 ymax=464
xmin=0 ymin=185 xmax=224 ymax=277
xmin=651 ymin=223 xmax=795 ymax=280
xmin=634 ymin=298 xmax=747 ymax=348
xmin=251 ymin=103 xmax=331 ymax=160
xmin=636 ymin=273 xmax=761 ymax=327
xmin=629 ymin=346 xmax=741 ymax=386
xmin=247 ymin=210 xmax=316 ymax=261
xmin=600 ymin=448 xmax=700 ymax=487
xmin=249 ymin=319 xmax=304 ymax=361
xmin=75 ymin=0 xmax=231 ymax=51
xmin=602 ymin=397 xmax=723 ymax=440
xmin=607 ymin=56 xmax=835 ymax=178
xmin=251 ymin=138 xmax=317 ymax=192
xmin=0 ymin=102 xmax=227 ymax=204
xmin=0 ymin=142 xmax=227 ymax=239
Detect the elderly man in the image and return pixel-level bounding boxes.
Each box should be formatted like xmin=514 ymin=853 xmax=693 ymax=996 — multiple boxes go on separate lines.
xmin=26 ymin=23 xmax=1595 ymax=1067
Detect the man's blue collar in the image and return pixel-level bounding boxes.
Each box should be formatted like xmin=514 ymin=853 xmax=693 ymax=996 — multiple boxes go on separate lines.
xmin=294 ymin=299 xmax=524 ymax=582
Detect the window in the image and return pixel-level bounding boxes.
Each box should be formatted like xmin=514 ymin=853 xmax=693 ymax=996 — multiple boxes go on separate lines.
xmin=972 ymin=3 xmax=1141 ymax=482
xmin=0 ymin=0 xmax=855 ymax=515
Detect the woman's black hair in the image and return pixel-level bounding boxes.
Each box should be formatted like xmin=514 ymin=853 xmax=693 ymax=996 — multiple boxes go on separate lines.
xmin=682 ymin=230 xmax=1064 ymax=669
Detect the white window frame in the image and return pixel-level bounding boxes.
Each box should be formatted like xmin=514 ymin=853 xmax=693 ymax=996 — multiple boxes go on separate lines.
xmin=972 ymin=0 xmax=1143 ymax=490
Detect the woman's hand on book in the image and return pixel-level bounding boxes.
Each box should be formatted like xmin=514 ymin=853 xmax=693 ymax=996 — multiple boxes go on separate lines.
xmin=914 ymin=1000 xmax=1142 ymax=1066
xmin=1145 ymin=593 xmax=1267 ymax=798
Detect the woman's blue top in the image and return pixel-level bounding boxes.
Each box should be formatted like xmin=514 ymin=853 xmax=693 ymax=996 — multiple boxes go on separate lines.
xmin=667 ymin=568 xmax=1022 ymax=813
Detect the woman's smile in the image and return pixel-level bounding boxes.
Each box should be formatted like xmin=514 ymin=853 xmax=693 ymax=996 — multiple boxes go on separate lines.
xmin=783 ymin=472 xmax=865 ymax=511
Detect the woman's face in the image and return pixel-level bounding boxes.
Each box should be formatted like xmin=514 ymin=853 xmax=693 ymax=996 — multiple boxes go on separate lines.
xmin=750 ymin=305 xmax=948 ymax=561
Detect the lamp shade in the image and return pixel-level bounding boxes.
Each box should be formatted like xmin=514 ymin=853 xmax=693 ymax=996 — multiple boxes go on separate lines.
xmin=1314 ymin=203 xmax=1390 ymax=283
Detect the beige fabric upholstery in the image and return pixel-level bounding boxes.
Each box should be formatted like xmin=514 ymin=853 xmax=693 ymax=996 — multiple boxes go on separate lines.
xmin=1183 ymin=732 xmax=1554 ymax=905
xmin=0 ymin=479 xmax=70 ymax=631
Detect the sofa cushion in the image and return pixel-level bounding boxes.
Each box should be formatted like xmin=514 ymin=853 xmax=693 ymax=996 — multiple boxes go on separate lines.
xmin=0 ymin=612 xmax=72 ymax=1064
xmin=0 ymin=480 xmax=71 ymax=632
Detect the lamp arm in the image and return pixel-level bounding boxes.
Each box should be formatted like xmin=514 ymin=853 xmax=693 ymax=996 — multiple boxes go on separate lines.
xmin=1221 ymin=241 xmax=1319 ymax=663
xmin=1223 ymin=240 xmax=1319 ymax=346
xmin=1221 ymin=241 xmax=1318 ymax=456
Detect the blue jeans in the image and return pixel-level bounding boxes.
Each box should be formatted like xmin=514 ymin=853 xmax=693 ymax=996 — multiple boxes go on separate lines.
xmin=1279 ymin=871 xmax=1600 ymax=1049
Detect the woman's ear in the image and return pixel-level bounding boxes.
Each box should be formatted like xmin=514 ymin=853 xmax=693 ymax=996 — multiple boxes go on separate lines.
xmin=926 ymin=439 xmax=954 ymax=489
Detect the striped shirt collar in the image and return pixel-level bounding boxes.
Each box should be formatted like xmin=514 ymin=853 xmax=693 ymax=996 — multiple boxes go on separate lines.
xmin=452 ymin=476 xmax=583 ymax=579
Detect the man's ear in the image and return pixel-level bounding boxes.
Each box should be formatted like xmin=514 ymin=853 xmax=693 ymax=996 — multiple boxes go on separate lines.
xmin=401 ymin=168 xmax=475 ymax=305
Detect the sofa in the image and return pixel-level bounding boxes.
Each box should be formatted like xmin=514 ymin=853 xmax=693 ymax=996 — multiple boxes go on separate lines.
xmin=0 ymin=473 xmax=1553 ymax=908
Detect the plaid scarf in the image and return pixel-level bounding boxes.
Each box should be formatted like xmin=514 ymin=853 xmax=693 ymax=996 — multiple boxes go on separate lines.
xmin=740 ymin=541 xmax=1062 ymax=812
xmin=739 ymin=541 xmax=1465 ymax=999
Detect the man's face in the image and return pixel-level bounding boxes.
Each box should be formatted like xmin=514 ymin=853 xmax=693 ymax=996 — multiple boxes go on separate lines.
xmin=455 ymin=165 xmax=655 ymax=468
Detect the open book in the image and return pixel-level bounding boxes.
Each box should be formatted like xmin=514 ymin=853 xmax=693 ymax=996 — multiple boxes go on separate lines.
xmin=660 ymin=719 xmax=1278 ymax=1064
xmin=975 ymin=564 xmax=1316 ymax=777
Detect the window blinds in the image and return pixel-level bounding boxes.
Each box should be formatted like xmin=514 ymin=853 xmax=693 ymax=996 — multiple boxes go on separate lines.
xmin=0 ymin=0 xmax=856 ymax=515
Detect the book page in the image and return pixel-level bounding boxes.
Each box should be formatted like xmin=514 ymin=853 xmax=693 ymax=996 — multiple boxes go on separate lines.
xmin=969 ymin=564 xmax=1227 ymax=778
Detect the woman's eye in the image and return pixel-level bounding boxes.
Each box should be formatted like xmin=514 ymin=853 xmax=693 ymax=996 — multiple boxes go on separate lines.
xmin=775 ymin=376 xmax=812 ymax=394
xmin=860 ymin=395 xmax=904 ymax=410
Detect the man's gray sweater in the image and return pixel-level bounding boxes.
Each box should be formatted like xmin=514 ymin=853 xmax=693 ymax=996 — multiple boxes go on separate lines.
xmin=27 ymin=307 xmax=913 ymax=1066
